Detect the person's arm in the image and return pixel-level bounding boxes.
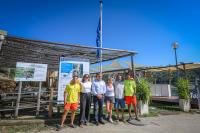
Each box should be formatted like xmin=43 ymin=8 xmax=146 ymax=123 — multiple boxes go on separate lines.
xmin=78 ymin=92 xmax=80 ymax=102
xmin=80 ymin=82 xmax=83 ymax=92
xmin=103 ymin=81 xmax=107 ymax=94
xmin=123 ymin=81 xmax=126 ymax=95
xmin=92 ymin=82 xmax=97 ymax=96
xmin=64 ymin=85 xmax=68 ymax=105
xmin=78 ymin=83 xmax=81 ymax=102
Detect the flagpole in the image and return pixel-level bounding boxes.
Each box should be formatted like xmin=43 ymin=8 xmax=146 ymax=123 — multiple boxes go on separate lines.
xmin=100 ymin=0 xmax=103 ymax=74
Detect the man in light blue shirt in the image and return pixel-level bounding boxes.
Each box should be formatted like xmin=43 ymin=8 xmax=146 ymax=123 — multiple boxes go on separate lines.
xmin=92 ymin=73 xmax=106 ymax=125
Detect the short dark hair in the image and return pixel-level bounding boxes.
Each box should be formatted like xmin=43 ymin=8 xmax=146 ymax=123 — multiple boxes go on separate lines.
xmin=96 ymin=73 xmax=102 ymax=77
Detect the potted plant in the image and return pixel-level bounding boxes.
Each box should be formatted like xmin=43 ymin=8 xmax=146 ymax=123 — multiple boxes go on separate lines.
xmin=136 ymin=78 xmax=151 ymax=115
xmin=175 ymin=77 xmax=190 ymax=112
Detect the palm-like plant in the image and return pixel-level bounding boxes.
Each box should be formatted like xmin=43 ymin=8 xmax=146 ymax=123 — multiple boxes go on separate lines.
xmin=136 ymin=78 xmax=151 ymax=103
xmin=175 ymin=77 xmax=190 ymax=100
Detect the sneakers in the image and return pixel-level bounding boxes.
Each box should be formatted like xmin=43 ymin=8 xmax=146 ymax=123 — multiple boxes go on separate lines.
xmin=120 ymin=116 xmax=125 ymax=123
xmin=95 ymin=121 xmax=99 ymax=126
xmin=135 ymin=117 xmax=141 ymax=121
xmin=84 ymin=122 xmax=88 ymax=126
xmin=99 ymin=120 xmax=105 ymax=125
xmin=56 ymin=125 xmax=63 ymax=131
xmin=109 ymin=118 xmax=113 ymax=123
xmin=127 ymin=116 xmax=133 ymax=122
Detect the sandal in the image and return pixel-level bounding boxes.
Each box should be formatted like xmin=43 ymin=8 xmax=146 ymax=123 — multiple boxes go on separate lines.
xmin=69 ymin=124 xmax=77 ymax=128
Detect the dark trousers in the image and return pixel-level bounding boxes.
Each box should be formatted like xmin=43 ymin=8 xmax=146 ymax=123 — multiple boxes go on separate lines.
xmin=79 ymin=92 xmax=91 ymax=123
xmin=93 ymin=95 xmax=104 ymax=122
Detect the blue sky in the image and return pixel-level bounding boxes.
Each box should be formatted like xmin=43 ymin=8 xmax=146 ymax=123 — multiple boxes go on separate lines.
xmin=0 ymin=0 xmax=200 ymax=66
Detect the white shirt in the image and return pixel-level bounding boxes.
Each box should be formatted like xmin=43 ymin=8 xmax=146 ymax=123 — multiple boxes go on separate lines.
xmin=105 ymin=85 xmax=115 ymax=97
xmin=81 ymin=81 xmax=92 ymax=93
xmin=114 ymin=81 xmax=124 ymax=99
xmin=92 ymin=80 xmax=106 ymax=95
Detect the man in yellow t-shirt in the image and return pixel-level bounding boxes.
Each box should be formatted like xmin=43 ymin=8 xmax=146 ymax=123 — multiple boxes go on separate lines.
xmin=58 ymin=73 xmax=81 ymax=130
xmin=124 ymin=73 xmax=140 ymax=121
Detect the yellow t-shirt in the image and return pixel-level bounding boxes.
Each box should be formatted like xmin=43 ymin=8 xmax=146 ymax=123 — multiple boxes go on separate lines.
xmin=65 ymin=83 xmax=81 ymax=103
xmin=124 ymin=79 xmax=136 ymax=96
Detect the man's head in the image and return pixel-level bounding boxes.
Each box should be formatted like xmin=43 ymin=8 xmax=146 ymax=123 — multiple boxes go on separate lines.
xmin=96 ymin=73 xmax=102 ymax=81
xmin=126 ymin=73 xmax=132 ymax=80
xmin=116 ymin=74 xmax=122 ymax=81
xmin=71 ymin=72 xmax=79 ymax=84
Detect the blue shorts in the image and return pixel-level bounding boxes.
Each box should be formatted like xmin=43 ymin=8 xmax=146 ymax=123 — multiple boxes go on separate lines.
xmin=114 ymin=98 xmax=125 ymax=109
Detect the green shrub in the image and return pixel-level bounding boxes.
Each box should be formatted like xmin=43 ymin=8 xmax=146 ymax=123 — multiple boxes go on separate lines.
xmin=136 ymin=78 xmax=151 ymax=103
xmin=175 ymin=77 xmax=190 ymax=100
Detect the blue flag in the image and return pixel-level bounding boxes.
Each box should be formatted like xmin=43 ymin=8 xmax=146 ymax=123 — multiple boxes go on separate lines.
xmin=96 ymin=19 xmax=101 ymax=59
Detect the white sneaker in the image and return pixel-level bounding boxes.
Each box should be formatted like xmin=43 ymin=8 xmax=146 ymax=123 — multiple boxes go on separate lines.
xmin=109 ymin=118 xmax=113 ymax=123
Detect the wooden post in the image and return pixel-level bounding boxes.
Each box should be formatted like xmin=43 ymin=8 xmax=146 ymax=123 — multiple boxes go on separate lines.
xmin=48 ymin=86 xmax=54 ymax=117
xmin=36 ymin=81 xmax=42 ymax=116
xmin=131 ymin=55 xmax=135 ymax=78
xmin=48 ymin=71 xmax=53 ymax=118
xmin=15 ymin=81 xmax=22 ymax=118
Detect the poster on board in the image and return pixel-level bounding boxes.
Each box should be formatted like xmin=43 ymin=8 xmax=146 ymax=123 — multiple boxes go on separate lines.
xmin=14 ymin=62 xmax=48 ymax=81
xmin=57 ymin=57 xmax=90 ymax=104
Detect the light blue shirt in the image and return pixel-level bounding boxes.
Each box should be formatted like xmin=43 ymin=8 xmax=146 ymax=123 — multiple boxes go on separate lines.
xmin=92 ymin=79 xmax=106 ymax=96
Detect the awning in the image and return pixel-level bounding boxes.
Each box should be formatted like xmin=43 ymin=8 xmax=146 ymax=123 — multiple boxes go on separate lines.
xmin=0 ymin=36 xmax=137 ymax=70
xmin=140 ymin=63 xmax=200 ymax=72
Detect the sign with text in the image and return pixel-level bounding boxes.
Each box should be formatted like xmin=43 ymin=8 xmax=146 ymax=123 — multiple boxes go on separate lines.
xmin=57 ymin=57 xmax=90 ymax=104
xmin=15 ymin=62 xmax=47 ymax=81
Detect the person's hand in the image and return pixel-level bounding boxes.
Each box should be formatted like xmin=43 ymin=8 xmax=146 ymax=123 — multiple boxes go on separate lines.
xmin=97 ymin=94 xmax=102 ymax=99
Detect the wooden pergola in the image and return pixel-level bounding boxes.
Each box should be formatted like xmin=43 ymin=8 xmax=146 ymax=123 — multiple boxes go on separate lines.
xmin=139 ymin=63 xmax=200 ymax=72
xmin=0 ymin=36 xmax=137 ymax=70
xmin=0 ymin=35 xmax=138 ymax=117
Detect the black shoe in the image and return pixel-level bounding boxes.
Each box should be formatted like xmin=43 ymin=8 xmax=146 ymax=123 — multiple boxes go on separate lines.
xmin=121 ymin=117 xmax=126 ymax=123
xmin=99 ymin=120 xmax=105 ymax=125
xmin=56 ymin=125 xmax=63 ymax=131
xmin=95 ymin=121 xmax=99 ymax=126
xmin=135 ymin=117 xmax=141 ymax=121
xmin=127 ymin=117 xmax=133 ymax=122
xmin=84 ymin=122 xmax=88 ymax=126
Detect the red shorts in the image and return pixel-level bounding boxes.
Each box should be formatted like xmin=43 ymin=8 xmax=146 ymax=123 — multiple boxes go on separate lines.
xmin=125 ymin=96 xmax=137 ymax=105
xmin=64 ymin=103 xmax=78 ymax=111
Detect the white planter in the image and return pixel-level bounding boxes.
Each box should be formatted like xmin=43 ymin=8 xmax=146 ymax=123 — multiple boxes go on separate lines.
xmin=138 ymin=101 xmax=149 ymax=115
xmin=179 ymin=99 xmax=190 ymax=112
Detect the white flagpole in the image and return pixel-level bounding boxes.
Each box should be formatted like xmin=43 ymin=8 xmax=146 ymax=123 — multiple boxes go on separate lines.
xmin=100 ymin=0 xmax=103 ymax=74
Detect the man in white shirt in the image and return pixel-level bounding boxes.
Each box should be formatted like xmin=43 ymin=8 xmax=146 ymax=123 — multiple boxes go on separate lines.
xmin=114 ymin=74 xmax=125 ymax=122
xmin=92 ymin=73 xmax=106 ymax=126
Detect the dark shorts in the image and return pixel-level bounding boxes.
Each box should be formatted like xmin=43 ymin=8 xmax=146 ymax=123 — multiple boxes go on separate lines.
xmin=114 ymin=98 xmax=125 ymax=109
xmin=105 ymin=96 xmax=115 ymax=103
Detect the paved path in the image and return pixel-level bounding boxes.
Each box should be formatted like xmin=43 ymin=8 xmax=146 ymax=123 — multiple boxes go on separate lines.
xmin=40 ymin=113 xmax=200 ymax=133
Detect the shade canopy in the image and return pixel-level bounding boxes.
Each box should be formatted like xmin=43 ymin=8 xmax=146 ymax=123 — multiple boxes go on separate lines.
xmin=140 ymin=63 xmax=200 ymax=72
xmin=0 ymin=36 xmax=137 ymax=70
